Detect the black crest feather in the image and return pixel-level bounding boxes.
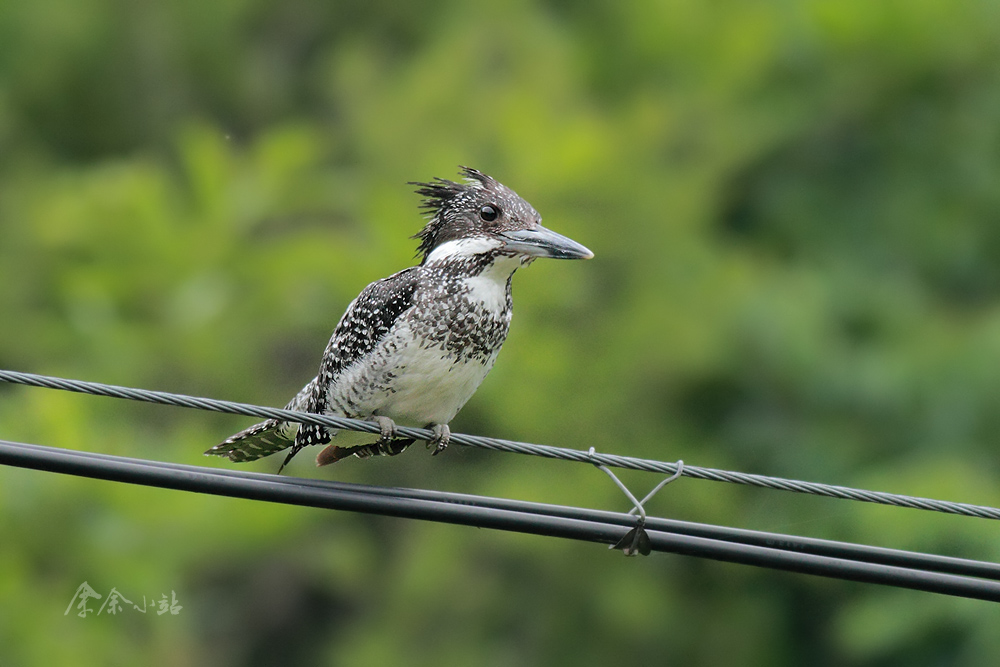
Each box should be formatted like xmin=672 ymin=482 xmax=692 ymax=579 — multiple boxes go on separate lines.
xmin=409 ymin=166 xmax=497 ymax=261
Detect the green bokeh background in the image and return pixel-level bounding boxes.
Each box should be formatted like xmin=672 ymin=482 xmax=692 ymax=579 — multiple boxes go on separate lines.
xmin=3 ymin=0 xmax=1000 ymax=664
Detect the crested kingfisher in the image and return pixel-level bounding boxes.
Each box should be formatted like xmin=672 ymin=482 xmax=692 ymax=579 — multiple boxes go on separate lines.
xmin=206 ymin=167 xmax=593 ymax=471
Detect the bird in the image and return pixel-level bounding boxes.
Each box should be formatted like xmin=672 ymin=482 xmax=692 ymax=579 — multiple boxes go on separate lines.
xmin=206 ymin=166 xmax=593 ymax=472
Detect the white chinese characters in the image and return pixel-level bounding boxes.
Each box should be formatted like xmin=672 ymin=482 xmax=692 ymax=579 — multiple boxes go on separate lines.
xmin=65 ymin=582 xmax=182 ymax=617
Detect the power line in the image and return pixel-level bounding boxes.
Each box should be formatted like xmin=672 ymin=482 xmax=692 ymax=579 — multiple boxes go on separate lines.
xmin=2 ymin=438 xmax=1000 ymax=602
xmin=2 ymin=369 xmax=1000 ymax=520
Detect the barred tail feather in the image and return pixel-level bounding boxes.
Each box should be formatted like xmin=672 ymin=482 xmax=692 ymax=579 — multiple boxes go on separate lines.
xmin=205 ymin=419 xmax=294 ymax=463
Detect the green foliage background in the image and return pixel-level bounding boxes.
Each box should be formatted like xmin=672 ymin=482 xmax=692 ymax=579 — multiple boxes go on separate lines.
xmin=3 ymin=0 xmax=1000 ymax=664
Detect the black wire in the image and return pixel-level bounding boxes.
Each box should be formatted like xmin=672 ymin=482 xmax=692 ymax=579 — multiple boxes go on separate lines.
xmin=2 ymin=439 xmax=1000 ymax=602
xmin=16 ymin=441 xmax=1000 ymax=581
xmin=13 ymin=440 xmax=1000 ymax=581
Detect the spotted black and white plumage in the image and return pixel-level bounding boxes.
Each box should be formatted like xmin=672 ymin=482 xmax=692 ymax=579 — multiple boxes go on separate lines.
xmin=207 ymin=167 xmax=593 ymax=470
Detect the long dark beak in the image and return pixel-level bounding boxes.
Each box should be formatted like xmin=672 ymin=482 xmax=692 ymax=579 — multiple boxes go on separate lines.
xmin=500 ymin=224 xmax=594 ymax=260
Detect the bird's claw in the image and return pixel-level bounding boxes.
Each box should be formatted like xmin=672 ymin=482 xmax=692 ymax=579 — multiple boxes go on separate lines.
xmin=372 ymin=415 xmax=409 ymax=456
xmin=427 ymin=423 xmax=450 ymax=455
xmin=373 ymin=415 xmax=397 ymax=445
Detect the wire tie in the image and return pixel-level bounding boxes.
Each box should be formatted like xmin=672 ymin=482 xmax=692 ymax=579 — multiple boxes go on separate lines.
xmin=627 ymin=460 xmax=684 ymax=517
xmin=589 ymin=446 xmax=653 ymax=556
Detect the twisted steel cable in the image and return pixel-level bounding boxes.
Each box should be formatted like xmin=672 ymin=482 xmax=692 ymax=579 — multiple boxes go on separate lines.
xmin=2 ymin=368 xmax=1000 ymax=520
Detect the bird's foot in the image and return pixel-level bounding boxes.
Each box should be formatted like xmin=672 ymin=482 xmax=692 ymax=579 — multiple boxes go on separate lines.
xmin=373 ymin=415 xmax=413 ymax=456
xmin=372 ymin=415 xmax=397 ymax=446
xmin=426 ymin=423 xmax=450 ymax=456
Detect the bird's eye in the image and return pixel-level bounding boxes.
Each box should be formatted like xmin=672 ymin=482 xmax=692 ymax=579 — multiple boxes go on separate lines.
xmin=479 ymin=205 xmax=500 ymax=222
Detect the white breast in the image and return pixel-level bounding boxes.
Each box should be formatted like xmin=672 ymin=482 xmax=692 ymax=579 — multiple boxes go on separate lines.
xmin=376 ymin=337 xmax=498 ymax=425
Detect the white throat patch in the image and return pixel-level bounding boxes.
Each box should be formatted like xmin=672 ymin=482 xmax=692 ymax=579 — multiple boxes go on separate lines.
xmin=425 ymin=237 xmax=504 ymax=264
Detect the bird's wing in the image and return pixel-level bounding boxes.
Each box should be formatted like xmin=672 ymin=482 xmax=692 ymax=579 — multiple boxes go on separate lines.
xmin=293 ymin=267 xmax=420 ymax=450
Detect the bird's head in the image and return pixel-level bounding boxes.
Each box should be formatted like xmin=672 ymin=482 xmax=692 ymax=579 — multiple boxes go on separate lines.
xmin=410 ymin=167 xmax=593 ymax=266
